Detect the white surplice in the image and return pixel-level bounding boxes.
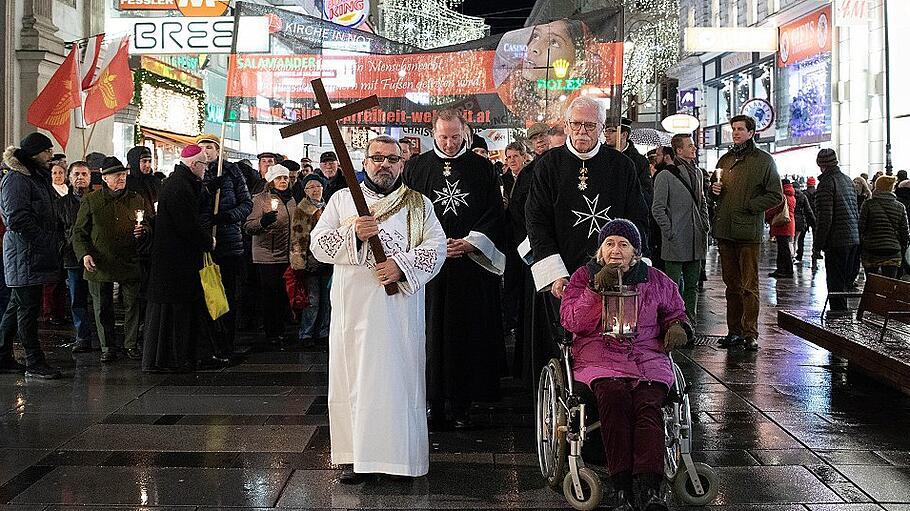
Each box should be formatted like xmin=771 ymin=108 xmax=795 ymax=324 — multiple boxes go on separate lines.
xmin=310 ymin=183 xmax=446 ymax=477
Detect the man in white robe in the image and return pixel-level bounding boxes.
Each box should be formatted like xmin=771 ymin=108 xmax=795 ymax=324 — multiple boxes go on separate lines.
xmin=311 ymin=135 xmax=446 ymax=482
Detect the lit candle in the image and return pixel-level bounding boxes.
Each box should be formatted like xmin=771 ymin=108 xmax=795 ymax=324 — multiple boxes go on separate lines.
xmin=135 ymin=209 xmax=144 ymax=226
xmin=270 ymin=197 xmax=279 ymax=211
xmin=715 ymin=167 xmax=723 ymax=181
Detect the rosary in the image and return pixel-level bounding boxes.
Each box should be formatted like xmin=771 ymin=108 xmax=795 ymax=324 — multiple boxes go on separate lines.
xmin=578 ymin=163 xmax=588 ymax=191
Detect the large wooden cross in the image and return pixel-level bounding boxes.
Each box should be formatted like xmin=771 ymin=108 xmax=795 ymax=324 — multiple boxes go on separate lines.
xmin=280 ymin=78 xmax=398 ymax=295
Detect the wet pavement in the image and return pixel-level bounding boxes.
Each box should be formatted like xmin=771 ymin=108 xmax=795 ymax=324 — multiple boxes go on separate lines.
xmin=1 ymin=242 xmax=910 ymax=510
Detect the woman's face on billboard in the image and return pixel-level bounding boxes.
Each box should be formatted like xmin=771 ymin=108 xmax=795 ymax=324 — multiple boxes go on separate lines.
xmin=521 ymin=20 xmax=576 ymax=83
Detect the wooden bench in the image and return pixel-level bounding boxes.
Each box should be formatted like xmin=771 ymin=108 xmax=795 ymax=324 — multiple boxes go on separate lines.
xmin=778 ymin=274 xmax=910 ymax=394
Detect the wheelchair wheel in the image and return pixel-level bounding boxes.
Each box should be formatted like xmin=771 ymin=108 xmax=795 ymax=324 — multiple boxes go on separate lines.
xmin=536 ymin=359 xmax=567 ymax=490
xmin=663 ymin=407 xmax=681 ymax=480
xmin=674 ymin=462 xmax=718 ymax=506
xmin=562 ymin=467 xmax=602 ymax=511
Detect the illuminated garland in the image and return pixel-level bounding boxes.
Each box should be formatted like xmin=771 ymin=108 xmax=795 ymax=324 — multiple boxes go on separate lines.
xmin=379 ymin=0 xmax=488 ymax=49
xmin=623 ymin=0 xmax=680 ymax=104
xmin=132 ymin=69 xmax=206 ymax=144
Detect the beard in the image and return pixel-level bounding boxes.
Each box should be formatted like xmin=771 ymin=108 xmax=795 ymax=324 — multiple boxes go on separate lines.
xmin=370 ymin=170 xmax=396 ymax=189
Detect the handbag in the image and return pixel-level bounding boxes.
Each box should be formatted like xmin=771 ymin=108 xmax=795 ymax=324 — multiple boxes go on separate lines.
xmin=771 ymin=199 xmax=791 ymax=227
xmin=199 ymin=252 xmax=229 ymax=320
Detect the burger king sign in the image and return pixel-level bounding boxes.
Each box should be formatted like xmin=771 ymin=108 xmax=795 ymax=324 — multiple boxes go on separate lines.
xmin=323 ymin=0 xmax=369 ymax=28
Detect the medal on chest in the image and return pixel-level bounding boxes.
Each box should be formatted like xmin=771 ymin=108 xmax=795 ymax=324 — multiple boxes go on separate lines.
xmin=578 ymin=163 xmax=588 ymax=191
xmin=443 ymin=161 xmax=452 ymax=177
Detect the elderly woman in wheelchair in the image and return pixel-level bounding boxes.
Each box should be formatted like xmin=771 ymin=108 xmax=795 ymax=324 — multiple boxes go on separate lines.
xmin=537 ymin=219 xmax=717 ymax=510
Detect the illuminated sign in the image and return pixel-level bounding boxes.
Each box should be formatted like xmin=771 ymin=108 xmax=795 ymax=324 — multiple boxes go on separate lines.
xmin=118 ymin=0 xmax=176 ymax=10
xmin=661 ymin=113 xmax=700 ymax=134
xmin=741 ymin=98 xmax=775 ymax=132
xmin=107 ymin=16 xmax=270 ymax=54
xmin=778 ymin=6 xmax=831 ymax=67
xmin=176 ymin=0 xmax=229 ymax=17
xmin=141 ymin=56 xmax=203 ymax=89
xmin=535 ymin=78 xmax=586 ymax=91
xmin=323 ymin=0 xmax=369 ymax=28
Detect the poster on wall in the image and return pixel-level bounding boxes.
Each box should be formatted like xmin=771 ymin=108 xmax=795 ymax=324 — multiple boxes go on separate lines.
xmin=225 ymin=1 xmax=624 ymax=128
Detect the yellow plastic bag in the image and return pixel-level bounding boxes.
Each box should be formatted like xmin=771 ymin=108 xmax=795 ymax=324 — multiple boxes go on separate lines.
xmin=200 ymin=252 xmax=229 ymax=320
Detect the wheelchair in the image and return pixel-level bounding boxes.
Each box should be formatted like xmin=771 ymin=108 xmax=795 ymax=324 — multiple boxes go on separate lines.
xmin=536 ymin=341 xmax=718 ymax=510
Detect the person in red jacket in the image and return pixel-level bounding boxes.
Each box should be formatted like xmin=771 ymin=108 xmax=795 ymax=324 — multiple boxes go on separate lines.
xmin=765 ymin=178 xmax=796 ymax=277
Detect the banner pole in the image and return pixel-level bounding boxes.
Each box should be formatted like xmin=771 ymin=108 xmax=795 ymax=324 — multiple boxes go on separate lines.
xmin=212 ymin=1 xmax=244 ymax=237
xmin=83 ymin=123 xmax=97 ymax=159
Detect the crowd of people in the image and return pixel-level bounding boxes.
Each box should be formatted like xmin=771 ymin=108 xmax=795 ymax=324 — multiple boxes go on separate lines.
xmin=0 ymin=100 xmax=908 ymax=511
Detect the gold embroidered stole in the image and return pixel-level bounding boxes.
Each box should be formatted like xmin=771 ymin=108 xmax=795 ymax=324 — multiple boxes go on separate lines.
xmin=342 ymin=184 xmax=426 ymax=250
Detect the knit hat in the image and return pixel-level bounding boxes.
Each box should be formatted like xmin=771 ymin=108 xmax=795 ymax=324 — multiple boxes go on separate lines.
xmin=598 ymin=219 xmax=642 ymax=254
xmin=816 ymin=148 xmax=838 ymax=168
xmin=875 ymin=175 xmax=897 ymax=192
xmin=300 ymin=173 xmax=326 ymax=188
xmin=471 ymin=134 xmax=488 ymax=151
xmin=806 ymin=176 xmax=817 ymax=186
xmin=100 ymin=156 xmax=126 ymax=175
xmin=195 ymin=133 xmax=221 ymax=146
xmin=277 ymin=159 xmax=300 ymax=173
xmin=180 ymin=144 xmax=203 ymax=158
xmin=19 ymin=132 xmax=53 ymax=157
xmin=264 ymin=164 xmax=290 ymax=184
xmin=86 ymin=152 xmax=106 ymax=170
xmin=320 ymin=151 xmax=338 ymax=163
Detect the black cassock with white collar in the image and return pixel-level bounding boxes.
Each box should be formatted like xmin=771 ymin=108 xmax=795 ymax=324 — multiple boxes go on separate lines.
xmin=525 ymin=142 xmax=650 ymax=292
xmin=403 ymin=143 xmax=506 ymax=406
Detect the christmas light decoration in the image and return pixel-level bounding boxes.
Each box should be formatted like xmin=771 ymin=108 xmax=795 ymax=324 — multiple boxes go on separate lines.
xmin=132 ymin=69 xmax=205 ymax=143
xmin=378 ymin=0 xmax=488 ymax=50
xmin=622 ymin=0 xmax=680 ymax=103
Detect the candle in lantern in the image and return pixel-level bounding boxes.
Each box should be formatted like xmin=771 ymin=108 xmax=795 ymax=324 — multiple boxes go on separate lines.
xmin=270 ymin=198 xmax=279 ymax=211
xmin=135 ymin=209 xmax=144 ymax=226
xmin=714 ymin=168 xmax=723 ymax=181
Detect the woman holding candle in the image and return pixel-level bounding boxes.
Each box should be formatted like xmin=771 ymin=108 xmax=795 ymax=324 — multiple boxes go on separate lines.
xmin=245 ymin=162 xmax=297 ymax=346
xmin=560 ymin=219 xmax=691 ymax=511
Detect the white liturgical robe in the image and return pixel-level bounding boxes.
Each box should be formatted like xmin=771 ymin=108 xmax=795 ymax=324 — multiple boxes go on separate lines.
xmin=311 ymin=182 xmax=446 ymax=476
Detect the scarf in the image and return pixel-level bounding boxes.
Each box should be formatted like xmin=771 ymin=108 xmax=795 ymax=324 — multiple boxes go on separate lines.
xmin=270 ymin=187 xmax=294 ymax=204
xmin=342 ymin=183 xmax=426 ymax=250
xmin=730 ymin=138 xmax=756 ymax=156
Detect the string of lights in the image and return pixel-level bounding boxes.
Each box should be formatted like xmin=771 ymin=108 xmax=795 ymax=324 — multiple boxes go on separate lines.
xmin=378 ymin=0 xmax=489 ymax=50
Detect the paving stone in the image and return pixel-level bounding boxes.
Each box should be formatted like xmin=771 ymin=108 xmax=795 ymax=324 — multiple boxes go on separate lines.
xmin=115 ymin=395 xmax=315 ymax=416
xmin=60 ymin=424 xmax=316 ymax=452
xmin=749 ymin=448 xmax=824 ymax=466
xmin=835 ymin=465 xmax=910 ymax=502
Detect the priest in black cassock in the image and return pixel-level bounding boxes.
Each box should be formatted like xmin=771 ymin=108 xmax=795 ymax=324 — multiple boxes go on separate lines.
xmin=524 ymin=96 xmax=650 ymax=375
xmin=403 ymin=109 xmax=507 ymax=430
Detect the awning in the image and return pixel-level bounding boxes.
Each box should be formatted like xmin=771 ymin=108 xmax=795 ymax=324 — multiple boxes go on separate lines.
xmin=139 ymin=127 xmax=199 ymax=146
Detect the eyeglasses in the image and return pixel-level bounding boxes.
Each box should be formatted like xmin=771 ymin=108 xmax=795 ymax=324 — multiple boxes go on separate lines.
xmin=567 ymin=121 xmax=600 ymax=133
xmin=367 ymin=154 xmax=402 ymax=164
xmin=304 ymin=185 xmax=322 ymax=191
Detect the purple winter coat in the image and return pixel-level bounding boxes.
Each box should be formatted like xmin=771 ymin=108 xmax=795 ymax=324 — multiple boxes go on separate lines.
xmin=560 ymin=264 xmax=688 ymax=389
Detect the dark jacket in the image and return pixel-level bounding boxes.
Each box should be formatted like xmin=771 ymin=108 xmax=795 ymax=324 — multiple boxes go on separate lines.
xmin=322 ymin=172 xmax=346 ymax=202
xmin=147 ymin=164 xmax=214 ymax=304
xmin=896 ymin=184 xmax=910 ymax=213
xmin=623 ymin=141 xmax=653 ymax=206
xmin=56 ymin=190 xmax=88 ymax=269
xmin=126 ymin=146 xmax=161 ymax=207
xmin=859 ymin=191 xmax=910 ymax=257
xmin=0 ymin=146 xmax=62 ymax=287
xmin=72 ymin=187 xmax=150 ymax=283
xmin=238 ymin=160 xmax=265 ymax=197
xmin=712 ymin=140 xmax=783 ymax=243
xmin=794 ymin=189 xmax=816 ymax=233
xmin=765 ymin=182 xmax=796 ymax=237
xmin=814 ymin=166 xmax=860 ymax=251
xmin=202 ymin=159 xmax=252 ymax=259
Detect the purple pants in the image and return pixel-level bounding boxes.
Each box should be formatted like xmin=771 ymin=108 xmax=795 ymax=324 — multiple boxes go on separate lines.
xmin=592 ymin=378 xmax=667 ymax=477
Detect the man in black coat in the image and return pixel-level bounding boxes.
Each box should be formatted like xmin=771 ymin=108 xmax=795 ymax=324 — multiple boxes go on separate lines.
xmin=813 ymin=149 xmax=860 ymax=311
xmin=143 ymin=144 xmax=215 ymax=373
xmin=126 ymin=146 xmax=161 ymax=207
xmin=196 ymin=134 xmax=253 ymax=358
xmin=0 ymin=133 xmax=63 ymax=378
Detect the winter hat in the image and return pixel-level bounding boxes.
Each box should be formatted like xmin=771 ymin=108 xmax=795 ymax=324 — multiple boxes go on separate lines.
xmin=300 ymin=173 xmax=326 ymax=188
xmin=875 ymin=175 xmax=897 ymax=192
xmin=278 ymin=159 xmax=300 ymax=173
xmin=264 ymin=163 xmax=290 ymax=184
xmin=899 ymin=179 xmax=910 ymax=189
xmin=100 ymin=156 xmax=126 ymax=175
xmin=85 ymin=152 xmax=106 ymax=170
xmin=471 ymin=134 xmax=488 ymax=151
xmin=126 ymin=146 xmax=152 ymax=172
xmin=598 ymin=219 xmax=642 ymax=254
xmin=816 ymin=149 xmax=839 ymax=169
xmin=320 ymin=151 xmax=338 ymax=163
xmin=781 ymin=178 xmax=791 ymax=185
xmin=527 ymin=122 xmax=550 ymax=139
xmin=180 ymin=144 xmax=203 ymax=159
xmin=19 ymin=132 xmax=53 ymax=157
xmin=806 ymin=176 xmax=817 ymax=186
xmin=257 ymin=151 xmax=278 ymax=160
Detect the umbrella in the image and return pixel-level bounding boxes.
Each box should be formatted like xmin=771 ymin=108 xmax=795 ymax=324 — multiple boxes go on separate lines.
xmin=630 ymin=128 xmax=673 ymax=147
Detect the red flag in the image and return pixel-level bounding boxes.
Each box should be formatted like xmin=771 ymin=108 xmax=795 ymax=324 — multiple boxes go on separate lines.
xmin=26 ymin=46 xmax=81 ymax=149
xmin=82 ymin=37 xmax=134 ymax=125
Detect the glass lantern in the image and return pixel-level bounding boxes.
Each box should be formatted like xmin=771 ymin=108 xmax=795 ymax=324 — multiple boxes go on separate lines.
xmin=600 ymin=268 xmax=640 ymax=340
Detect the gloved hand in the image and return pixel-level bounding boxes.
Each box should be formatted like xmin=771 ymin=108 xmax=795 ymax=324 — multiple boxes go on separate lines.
xmin=592 ymin=263 xmax=623 ymax=294
xmin=205 ymin=175 xmax=225 ymax=194
xmin=260 ymin=210 xmax=278 ymax=228
xmin=663 ymin=322 xmax=689 ymax=352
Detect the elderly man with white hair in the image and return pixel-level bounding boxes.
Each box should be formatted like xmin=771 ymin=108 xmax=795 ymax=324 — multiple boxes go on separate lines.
xmin=522 ymin=96 xmax=650 ymax=376
xmin=143 ymin=144 xmax=216 ymax=373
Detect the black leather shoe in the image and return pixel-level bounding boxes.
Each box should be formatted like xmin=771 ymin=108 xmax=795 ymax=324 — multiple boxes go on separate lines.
xmin=634 ymin=474 xmax=668 ymax=511
xmin=612 ymin=490 xmax=635 ymax=511
xmin=718 ymin=333 xmax=744 ymax=349
xmin=339 ymin=465 xmax=366 ymax=484
xmin=0 ymin=357 xmax=26 ymax=373
xmin=126 ymin=349 xmax=142 ymax=361
xmin=744 ymin=337 xmax=759 ymax=351
xmin=24 ymin=363 xmax=61 ymax=379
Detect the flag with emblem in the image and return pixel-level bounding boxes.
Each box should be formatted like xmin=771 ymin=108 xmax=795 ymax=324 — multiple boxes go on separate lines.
xmin=26 ymin=45 xmax=81 ymax=149
xmin=82 ymin=36 xmax=133 ymax=125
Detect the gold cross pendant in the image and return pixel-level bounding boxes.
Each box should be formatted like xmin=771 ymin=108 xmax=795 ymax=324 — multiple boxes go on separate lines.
xmin=578 ymin=164 xmax=588 ymax=191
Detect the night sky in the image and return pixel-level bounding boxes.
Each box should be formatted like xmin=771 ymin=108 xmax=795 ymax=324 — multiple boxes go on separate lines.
xmin=459 ymin=0 xmax=537 ymax=34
